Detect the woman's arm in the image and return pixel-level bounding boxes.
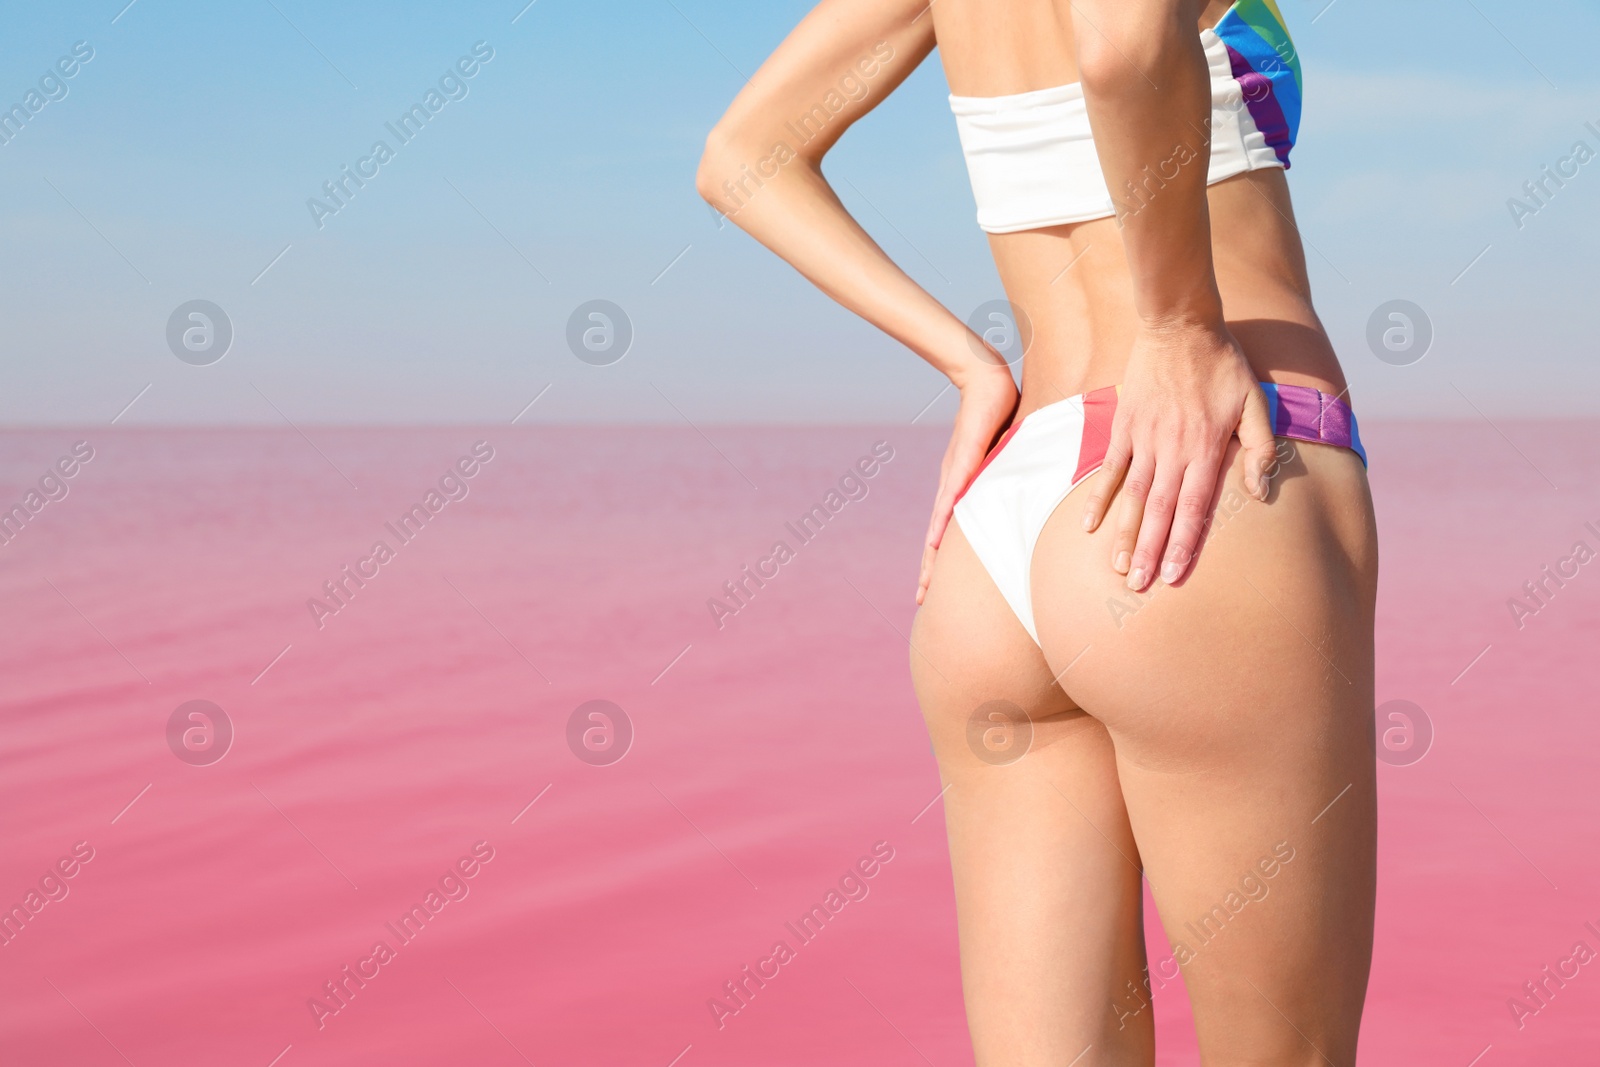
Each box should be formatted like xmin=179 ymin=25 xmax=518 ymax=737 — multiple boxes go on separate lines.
xmin=696 ymin=0 xmax=991 ymax=388
xmin=696 ymin=0 xmax=1020 ymax=605
xmin=1070 ymin=0 xmax=1277 ymax=591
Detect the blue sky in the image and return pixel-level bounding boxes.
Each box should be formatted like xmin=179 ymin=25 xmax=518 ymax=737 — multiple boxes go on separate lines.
xmin=1 ymin=0 xmax=1597 ymax=424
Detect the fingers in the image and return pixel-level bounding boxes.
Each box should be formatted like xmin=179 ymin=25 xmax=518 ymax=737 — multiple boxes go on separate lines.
xmin=917 ymin=506 xmax=943 ymax=605
xmin=918 ymin=484 xmax=958 ymax=605
xmin=1123 ymin=457 xmax=1185 ymax=592
xmin=1080 ymin=434 xmax=1131 ymax=534
xmin=926 ymin=499 xmax=953 ymax=555
xmin=917 ymin=541 xmax=935 ymax=605
xmin=1159 ymin=452 xmax=1225 ymax=585
xmin=920 ymin=427 xmax=999 ymax=602
xmin=1237 ymin=384 xmax=1277 ymax=500
xmin=1109 ymin=452 xmax=1155 ymax=583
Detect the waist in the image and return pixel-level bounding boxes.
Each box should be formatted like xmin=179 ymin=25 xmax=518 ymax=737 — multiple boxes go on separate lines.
xmin=1016 ymin=380 xmax=1366 ymax=467
xmin=1016 ymin=358 xmax=1351 ymax=428
xmin=982 ymin=184 xmax=1346 ymax=414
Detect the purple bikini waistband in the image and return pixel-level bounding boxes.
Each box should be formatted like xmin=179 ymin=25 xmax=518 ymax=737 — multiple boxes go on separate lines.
xmin=1259 ymin=382 xmax=1366 ymax=466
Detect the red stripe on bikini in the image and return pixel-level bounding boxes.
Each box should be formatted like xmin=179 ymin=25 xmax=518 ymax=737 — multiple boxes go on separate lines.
xmin=1073 ymin=386 xmax=1118 ymax=483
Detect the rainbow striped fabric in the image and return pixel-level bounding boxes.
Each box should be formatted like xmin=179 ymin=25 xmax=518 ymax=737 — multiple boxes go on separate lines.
xmin=1212 ymin=0 xmax=1302 ymax=168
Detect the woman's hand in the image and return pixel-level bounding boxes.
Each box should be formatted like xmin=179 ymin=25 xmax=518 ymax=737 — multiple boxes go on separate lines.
xmin=917 ymin=359 xmax=1020 ymax=605
xmin=1068 ymin=0 xmax=1275 ymax=591
xmin=1079 ymin=319 xmax=1277 ymax=591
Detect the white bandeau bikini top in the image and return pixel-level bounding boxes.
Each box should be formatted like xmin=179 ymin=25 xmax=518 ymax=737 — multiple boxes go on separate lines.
xmin=949 ymin=2 xmax=1303 ymax=234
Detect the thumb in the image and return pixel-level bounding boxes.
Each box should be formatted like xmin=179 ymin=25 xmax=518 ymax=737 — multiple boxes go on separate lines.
xmin=1237 ymin=384 xmax=1277 ymax=500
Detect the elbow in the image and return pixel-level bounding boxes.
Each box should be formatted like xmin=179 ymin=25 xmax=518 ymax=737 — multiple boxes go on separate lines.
xmin=695 ymin=125 xmax=733 ymax=206
xmin=1076 ymin=11 xmax=1184 ymax=100
xmin=697 ymin=105 xmax=819 ymax=211
xmin=1077 ymin=38 xmax=1149 ymax=102
xmin=697 ymin=110 xmax=816 ymax=208
xmin=697 ymin=112 xmax=765 ymax=208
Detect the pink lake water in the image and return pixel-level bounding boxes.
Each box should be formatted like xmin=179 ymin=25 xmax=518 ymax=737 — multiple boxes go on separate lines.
xmin=1 ymin=422 xmax=1598 ymax=1066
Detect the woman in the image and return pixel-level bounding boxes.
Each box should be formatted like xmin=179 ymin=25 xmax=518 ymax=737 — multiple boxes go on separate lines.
xmin=697 ymin=0 xmax=1377 ymax=1062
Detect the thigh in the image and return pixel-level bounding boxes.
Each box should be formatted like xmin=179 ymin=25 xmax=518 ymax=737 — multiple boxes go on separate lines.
xmin=1031 ymin=439 xmax=1378 ymax=1066
xmin=912 ymin=517 xmax=1154 ymax=1065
